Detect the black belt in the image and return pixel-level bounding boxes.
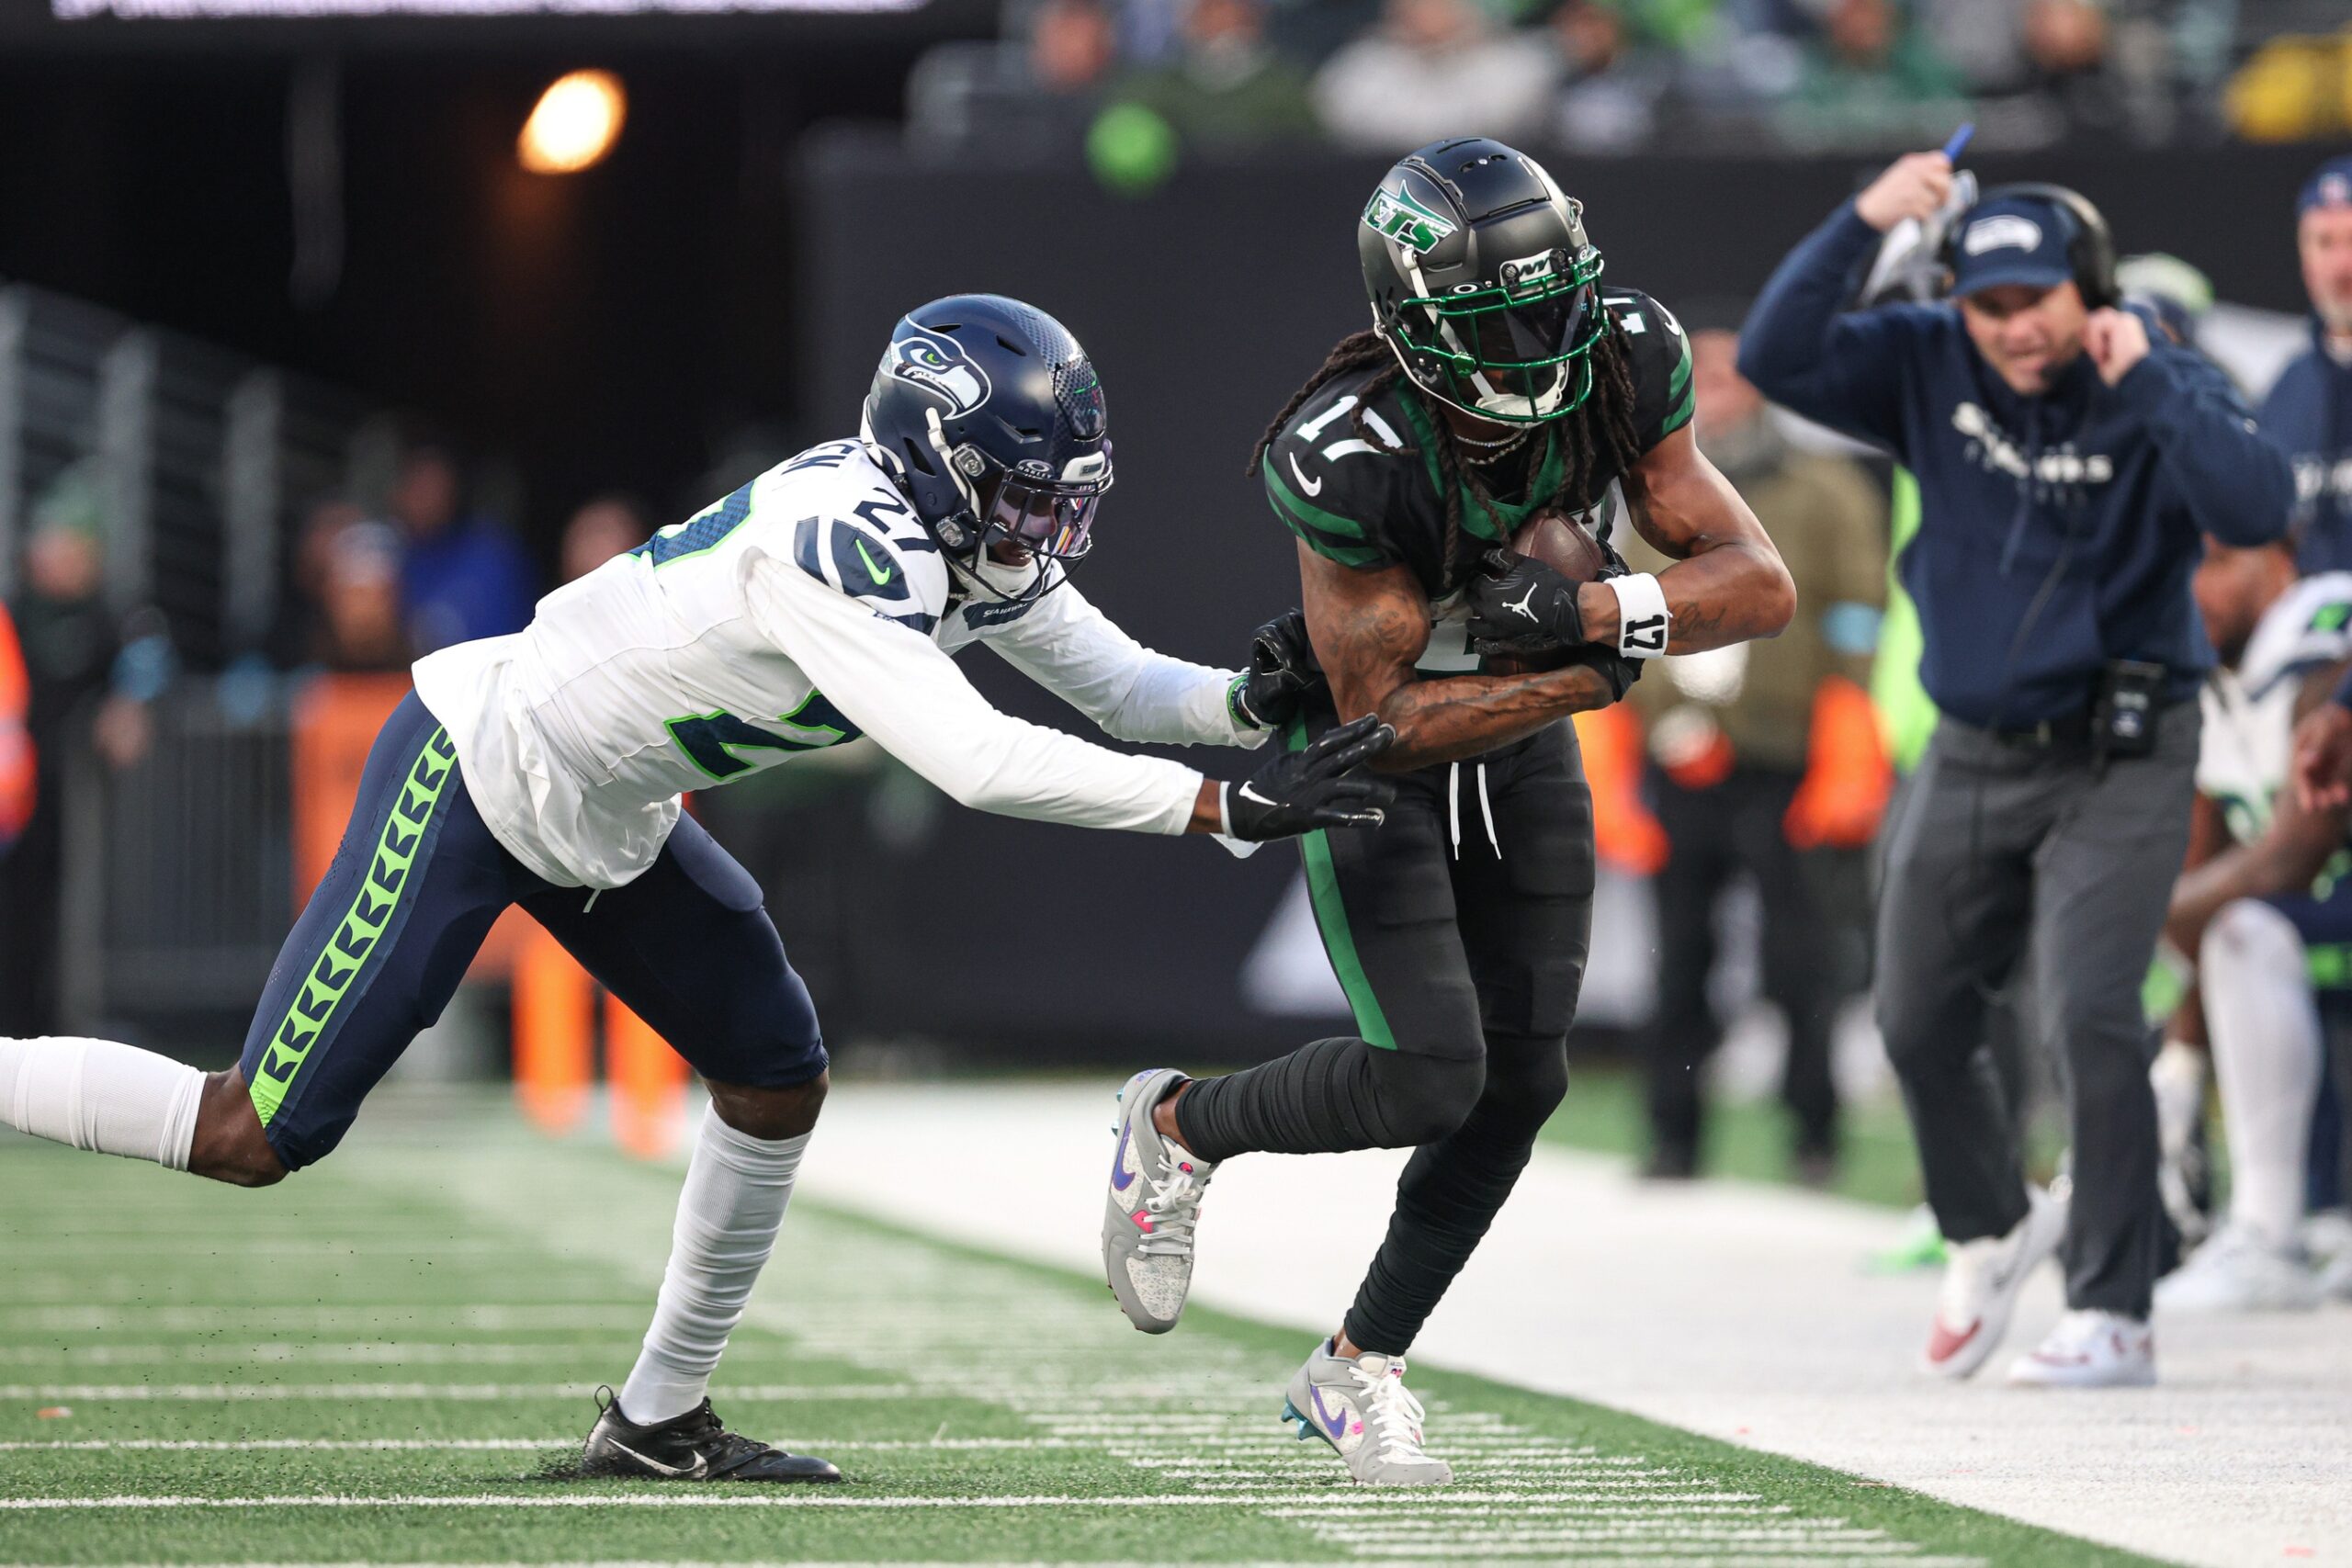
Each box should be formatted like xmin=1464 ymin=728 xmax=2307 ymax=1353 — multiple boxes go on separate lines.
xmin=1985 ymin=710 xmax=2097 ymax=749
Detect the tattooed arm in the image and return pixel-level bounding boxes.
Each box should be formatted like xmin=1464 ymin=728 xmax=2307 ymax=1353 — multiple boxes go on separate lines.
xmin=1299 ymin=542 xmax=1620 ymax=772
xmin=1570 ymin=424 xmax=1795 ymax=653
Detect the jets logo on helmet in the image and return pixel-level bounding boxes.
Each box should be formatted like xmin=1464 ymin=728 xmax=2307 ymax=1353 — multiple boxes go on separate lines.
xmin=1363 ymin=186 xmax=1458 ymax=254
xmin=888 ymin=329 xmax=992 ymax=414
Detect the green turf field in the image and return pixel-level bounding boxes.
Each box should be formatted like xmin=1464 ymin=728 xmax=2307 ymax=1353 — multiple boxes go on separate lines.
xmin=0 ymin=1104 xmax=2157 ymax=1566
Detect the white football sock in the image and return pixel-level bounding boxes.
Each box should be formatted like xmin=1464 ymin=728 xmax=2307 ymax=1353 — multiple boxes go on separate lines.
xmin=2200 ymin=900 xmax=2323 ymax=1248
xmin=619 ymin=1107 xmax=809 ymax=1425
xmin=2149 ymin=1037 xmax=2206 ymax=1167
xmin=0 ymin=1035 xmax=205 ymax=1172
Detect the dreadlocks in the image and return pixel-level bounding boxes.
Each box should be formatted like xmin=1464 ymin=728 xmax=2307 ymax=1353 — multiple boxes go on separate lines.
xmin=1249 ymin=314 xmax=1650 ymax=597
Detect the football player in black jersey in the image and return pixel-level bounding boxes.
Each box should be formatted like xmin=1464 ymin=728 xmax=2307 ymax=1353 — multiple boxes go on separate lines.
xmin=1100 ymin=138 xmax=1795 ymax=1484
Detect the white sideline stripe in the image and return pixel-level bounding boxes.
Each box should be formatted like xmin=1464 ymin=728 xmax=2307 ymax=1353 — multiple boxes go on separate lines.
xmin=0 ymin=1491 xmax=1677 ymax=1511
xmin=0 ymin=1438 xmax=1082 ymax=1453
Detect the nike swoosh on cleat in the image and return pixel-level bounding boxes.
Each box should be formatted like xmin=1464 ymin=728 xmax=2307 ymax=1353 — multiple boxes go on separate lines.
xmin=607 ymin=1439 xmax=708 ymax=1479
xmin=1926 ymin=1319 xmax=1980 ymax=1364
xmin=1111 ymin=1127 xmax=1136 ymax=1191
xmin=1310 ymin=1386 xmax=1347 ymax=1439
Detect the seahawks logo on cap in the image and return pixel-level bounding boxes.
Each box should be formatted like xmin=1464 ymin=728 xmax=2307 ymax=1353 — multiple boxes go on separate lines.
xmin=1363 ymin=186 xmax=1458 ymax=254
xmin=1963 ymin=215 xmax=2043 ymax=255
xmin=889 ymin=327 xmax=992 ymax=414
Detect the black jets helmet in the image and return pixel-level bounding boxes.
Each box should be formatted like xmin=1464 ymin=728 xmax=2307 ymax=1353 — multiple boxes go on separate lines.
xmin=861 ymin=293 xmax=1111 ymax=604
xmin=1360 ymin=138 xmax=1609 ymax=425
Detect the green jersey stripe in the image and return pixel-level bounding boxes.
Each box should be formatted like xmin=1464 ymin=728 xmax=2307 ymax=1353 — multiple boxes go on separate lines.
xmin=1284 ymin=720 xmax=1396 ymax=1051
xmin=1262 ymin=453 xmax=1372 ymax=539
xmin=1657 ymin=381 xmax=1696 ymax=442
xmin=247 ymin=728 xmax=460 ymax=1129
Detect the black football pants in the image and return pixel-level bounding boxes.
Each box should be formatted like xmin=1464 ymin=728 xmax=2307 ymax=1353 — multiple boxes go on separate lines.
xmin=1175 ymin=711 xmax=1595 ymax=1355
xmin=1644 ymin=764 xmax=1839 ymax=1168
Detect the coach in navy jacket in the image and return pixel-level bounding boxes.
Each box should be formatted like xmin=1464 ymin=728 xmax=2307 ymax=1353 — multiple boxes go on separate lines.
xmin=1741 ymin=150 xmax=2290 ymax=1387
xmin=2260 ymin=155 xmax=2352 ymax=574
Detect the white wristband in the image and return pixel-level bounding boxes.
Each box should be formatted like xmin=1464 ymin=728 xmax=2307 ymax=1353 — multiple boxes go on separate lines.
xmin=1606 ymin=572 xmax=1671 ymax=659
xmin=1216 ymin=780 xmax=1233 ymax=839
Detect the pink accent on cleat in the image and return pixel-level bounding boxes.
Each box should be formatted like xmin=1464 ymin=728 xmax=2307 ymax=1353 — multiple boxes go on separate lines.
xmin=1132 ymin=1211 xmax=1154 ymax=1232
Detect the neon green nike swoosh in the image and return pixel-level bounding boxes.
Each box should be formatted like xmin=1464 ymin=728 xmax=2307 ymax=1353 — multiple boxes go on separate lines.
xmin=854 ymin=538 xmax=895 ymax=584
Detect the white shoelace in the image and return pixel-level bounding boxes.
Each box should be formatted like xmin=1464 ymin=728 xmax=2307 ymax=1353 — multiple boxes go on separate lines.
xmin=1135 ymin=1162 xmax=1210 ymax=1258
xmin=1351 ymin=1360 xmax=1434 ymax=1462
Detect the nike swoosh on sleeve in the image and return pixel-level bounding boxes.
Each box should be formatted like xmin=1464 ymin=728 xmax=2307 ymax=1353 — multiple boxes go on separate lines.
xmin=854 ymin=538 xmax=897 ymax=583
xmin=1288 ymin=454 xmax=1324 ymax=497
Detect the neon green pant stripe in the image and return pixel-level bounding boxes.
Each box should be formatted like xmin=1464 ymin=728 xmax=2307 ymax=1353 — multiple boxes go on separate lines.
xmin=249 ymin=728 xmax=458 ymax=1129
xmin=1285 ymin=718 xmax=1396 ymax=1050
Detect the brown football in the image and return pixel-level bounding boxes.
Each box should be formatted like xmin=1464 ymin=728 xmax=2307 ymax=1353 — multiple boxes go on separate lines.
xmin=1483 ymin=508 xmax=1607 ymax=675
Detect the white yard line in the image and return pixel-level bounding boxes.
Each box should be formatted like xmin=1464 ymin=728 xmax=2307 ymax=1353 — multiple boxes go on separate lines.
xmin=0 ymin=1343 xmax=641 ymax=1367
xmin=792 ymin=1081 xmax=2352 ymax=1568
xmin=0 ymin=1306 xmax=651 ymax=1332
xmin=0 ymin=1383 xmax=927 ymax=1402
xmin=0 ymin=1490 xmax=1727 ymax=1511
xmin=0 ymin=1438 xmax=1085 ymax=1452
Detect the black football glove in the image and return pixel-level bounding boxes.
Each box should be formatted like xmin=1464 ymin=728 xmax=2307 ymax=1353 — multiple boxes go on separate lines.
xmin=1222 ymin=713 xmax=1397 ymax=841
xmin=1227 ymin=608 xmax=1322 ymax=730
xmin=1560 ymin=639 xmax=1645 ymax=703
xmin=1464 ymin=540 xmax=1629 ymax=657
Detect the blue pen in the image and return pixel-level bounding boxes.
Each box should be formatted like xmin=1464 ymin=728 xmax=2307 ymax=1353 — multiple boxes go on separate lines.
xmin=1941 ymin=123 xmax=1974 ymax=163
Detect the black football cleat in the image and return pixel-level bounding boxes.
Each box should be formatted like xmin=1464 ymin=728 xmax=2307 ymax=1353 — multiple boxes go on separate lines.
xmin=579 ymin=1387 xmax=842 ymax=1483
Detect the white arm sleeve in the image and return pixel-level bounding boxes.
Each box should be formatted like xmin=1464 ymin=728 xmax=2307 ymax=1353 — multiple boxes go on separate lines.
xmin=978 ymin=579 xmax=1268 ymax=750
xmin=744 ymin=555 xmax=1204 ymax=835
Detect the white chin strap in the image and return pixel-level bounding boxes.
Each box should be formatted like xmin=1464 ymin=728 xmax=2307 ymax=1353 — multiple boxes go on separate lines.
xmin=925 ymin=407 xmax=986 ymax=517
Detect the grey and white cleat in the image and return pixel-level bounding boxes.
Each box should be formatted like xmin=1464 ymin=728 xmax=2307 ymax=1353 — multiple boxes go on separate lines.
xmin=1101 ymin=1068 xmax=1216 ymax=1333
xmin=1281 ymin=1337 xmax=1453 ymax=1487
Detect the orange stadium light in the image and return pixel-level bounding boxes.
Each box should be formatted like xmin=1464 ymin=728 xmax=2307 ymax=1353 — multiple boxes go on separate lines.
xmin=519 ymin=70 xmax=627 ymax=175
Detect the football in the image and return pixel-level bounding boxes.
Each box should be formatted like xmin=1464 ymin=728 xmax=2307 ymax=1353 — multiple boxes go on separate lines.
xmin=1483 ymin=508 xmax=1608 ymax=674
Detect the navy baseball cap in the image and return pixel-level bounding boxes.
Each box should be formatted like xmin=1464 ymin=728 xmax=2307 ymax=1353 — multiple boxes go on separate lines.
xmin=2299 ymin=155 xmax=2352 ymax=219
xmin=1948 ymin=194 xmax=2077 ymax=298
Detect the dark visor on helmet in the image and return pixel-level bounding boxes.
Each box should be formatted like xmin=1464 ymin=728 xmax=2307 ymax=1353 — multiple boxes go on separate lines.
xmin=978 ymin=445 xmax=1112 ymax=564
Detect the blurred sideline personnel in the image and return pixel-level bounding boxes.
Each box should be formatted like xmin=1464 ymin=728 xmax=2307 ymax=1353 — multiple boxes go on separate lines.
xmin=2262 ymin=155 xmax=2352 ymax=574
xmin=1744 ymin=151 xmax=2292 ymax=1387
xmin=2153 ymin=545 xmax=2352 ymax=1313
xmin=0 ymin=295 xmax=1395 ymax=1485
xmin=0 ymin=466 xmax=164 ymax=1037
xmin=1102 ymin=139 xmax=1794 ymax=1485
xmin=1619 ymin=314 xmax=1889 ymax=1186
xmin=0 ymin=603 xmax=31 ymax=857
xmin=384 ymin=431 xmax=539 ymax=654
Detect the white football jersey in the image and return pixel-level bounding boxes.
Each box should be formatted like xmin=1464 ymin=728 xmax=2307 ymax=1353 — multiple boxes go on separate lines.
xmin=412 ymin=439 xmax=1260 ymax=889
xmin=2197 ymin=571 xmax=2352 ymax=843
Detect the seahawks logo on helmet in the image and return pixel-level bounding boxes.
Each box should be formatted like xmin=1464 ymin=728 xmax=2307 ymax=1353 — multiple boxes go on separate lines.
xmin=888 ymin=328 xmax=992 ymax=414
xmin=1363 ymin=185 xmax=1457 ymax=254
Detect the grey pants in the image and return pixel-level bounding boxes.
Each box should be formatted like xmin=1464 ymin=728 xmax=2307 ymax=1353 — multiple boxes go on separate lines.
xmin=1876 ymin=701 xmax=2199 ymax=1318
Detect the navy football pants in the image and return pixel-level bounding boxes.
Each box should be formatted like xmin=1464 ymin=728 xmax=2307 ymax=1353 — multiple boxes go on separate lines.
xmin=239 ymin=693 xmax=826 ymax=1170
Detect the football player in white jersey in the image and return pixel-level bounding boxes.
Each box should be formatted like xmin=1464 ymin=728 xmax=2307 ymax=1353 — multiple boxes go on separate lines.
xmin=2154 ymin=539 xmax=2352 ymax=1310
xmin=0 ymin=294 xmax=1395 ymax=1482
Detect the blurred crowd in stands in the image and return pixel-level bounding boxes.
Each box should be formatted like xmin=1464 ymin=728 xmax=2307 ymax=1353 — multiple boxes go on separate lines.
xmin=909 ymin=0 xmax=2347 ymax=170
xmin=0 ymin=430 xmax=645 ymax=1037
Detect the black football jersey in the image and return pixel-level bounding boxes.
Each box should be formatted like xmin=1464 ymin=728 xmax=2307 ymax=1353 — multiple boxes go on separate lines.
xmin=1262 ymin=289 xmax=1693 ymax=605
